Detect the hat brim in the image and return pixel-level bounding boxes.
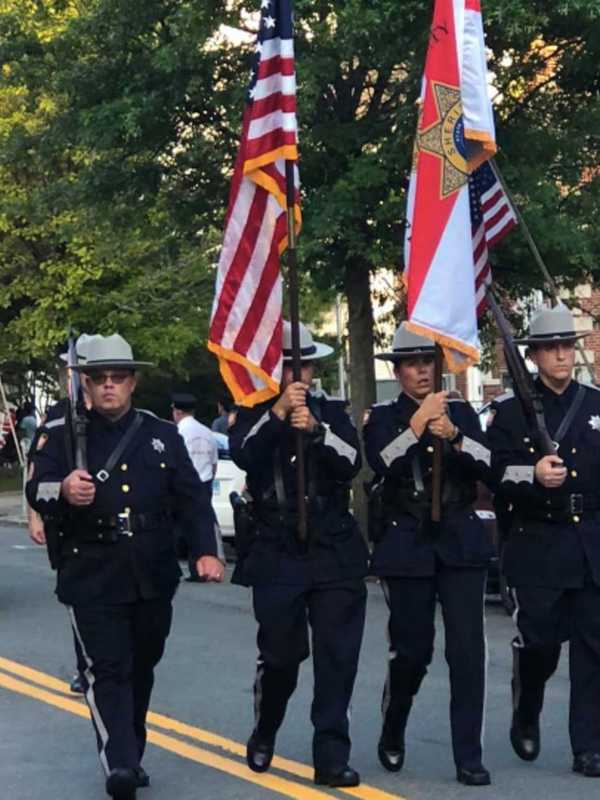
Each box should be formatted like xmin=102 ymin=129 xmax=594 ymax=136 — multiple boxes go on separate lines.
xmin=375 ymin=348 xmax=436 ymax=362
xmin=75 ymin=360 xmax=154 ymax=371
xmin=283 ymin=342 xmax=334 ymax=362
xmin=514 ymin=332 xmax=589 ymax=346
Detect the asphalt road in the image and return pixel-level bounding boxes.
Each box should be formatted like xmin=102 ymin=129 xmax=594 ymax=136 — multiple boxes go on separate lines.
xmin=0 ymin=522 xmax=589 ymax=800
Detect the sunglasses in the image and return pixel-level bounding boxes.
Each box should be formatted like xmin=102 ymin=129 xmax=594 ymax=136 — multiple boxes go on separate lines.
xmin=86 ymin=371 xmax=133 ymax=386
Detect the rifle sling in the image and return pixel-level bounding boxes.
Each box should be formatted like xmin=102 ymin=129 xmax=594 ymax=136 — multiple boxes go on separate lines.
xmin=551 ymin=384 xmax=585 ymax=447
xmin=95 ymin=412 xmax=143 ymax=483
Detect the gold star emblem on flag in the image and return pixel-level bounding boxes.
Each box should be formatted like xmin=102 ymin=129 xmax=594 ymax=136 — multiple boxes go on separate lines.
xmin=417 ymin=82 xmax=468 ymax=198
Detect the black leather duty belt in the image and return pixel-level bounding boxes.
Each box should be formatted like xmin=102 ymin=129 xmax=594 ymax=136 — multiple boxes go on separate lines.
xmin=519 ymin=494 xmax=600 ymax=523
xmin=77 ymin=511 xmax=171 ymax=542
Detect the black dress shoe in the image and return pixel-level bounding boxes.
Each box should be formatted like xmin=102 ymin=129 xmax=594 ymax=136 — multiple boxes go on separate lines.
xmin=246 ymin=732 xmax=274 ymax=773
xmin=134 ymin=766 xmax=150 ymax=787
xmin=314 ymin=766 xmax=360 ymax=787
xmin=456 ymin=764 xmax=491 ymax=786
xmin=69 ymin=672 xmax=85 ymax=694
xmin=105 ymin=768 xmax=137 ymax=799
xmin=377 ymin=740 xmax=405 ymax=772
xmin=573 ymin=752 xmax=600 ymax=777
xmin=510 ymin=712 xmax=540 ymax=761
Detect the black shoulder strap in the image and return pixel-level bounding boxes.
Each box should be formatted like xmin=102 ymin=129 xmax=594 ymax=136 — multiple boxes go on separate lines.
xmin=95 ymin=412 xmax=143 ymax=483
xmin=553 ymin=385 xmax=585 ymax=447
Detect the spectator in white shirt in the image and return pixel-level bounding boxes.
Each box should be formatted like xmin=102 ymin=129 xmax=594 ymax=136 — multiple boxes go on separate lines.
xmin=172 ymin=393 xmax=219 ymax=582
xmin=171 ymin=393 xmax=218 ymax=487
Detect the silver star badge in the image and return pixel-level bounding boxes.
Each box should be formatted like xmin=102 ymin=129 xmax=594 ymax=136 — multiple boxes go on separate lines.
xmin=589 ymin=415 xmax=600 ymax=432
xmin=151 ymin=438 xmax=166 ymax=453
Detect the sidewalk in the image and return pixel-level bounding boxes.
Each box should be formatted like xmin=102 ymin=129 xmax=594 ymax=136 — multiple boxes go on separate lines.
xmin=0 ymin=491 xmax=27 ymax=525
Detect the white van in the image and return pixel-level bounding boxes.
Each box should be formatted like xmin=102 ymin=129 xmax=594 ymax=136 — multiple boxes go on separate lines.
xmin=212 ymin=433 xmax=246 ymax=542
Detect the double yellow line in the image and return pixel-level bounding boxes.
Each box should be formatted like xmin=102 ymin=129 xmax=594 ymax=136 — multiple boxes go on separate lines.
xmin=0 ymin=656 xmax=404 ymax=800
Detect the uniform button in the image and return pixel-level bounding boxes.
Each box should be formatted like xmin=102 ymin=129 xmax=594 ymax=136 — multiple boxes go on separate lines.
xmin=546 ymin=513 xmax=552 ymax=519
xmin=127 ymin=532 xmax=134 ymax=538
xmin=124 ymin=507 xmax=131 ymax=514
xmin=572 ymin=448 xmax=577 ymax=454
xmin=573 ymin=515 xmax=581 ymax=523
xmin=546 ymin=500 xmax=551 ymax=506
xmin=122 ymin=484 xmax=130 ymax=493
xmin=98 ymin=533 xmax=103 ymax=540
xmin=58 ymin=532 xmax=63 ymax=538
xmin=73 ymin=548 xmax=79 ymax=554
xmin=392 ymin=520 xmax=398 ymax=527
xmin=524 ymin=437 xmax=530 ymax=443
xmin=121 ymin=464 xmax=128 ymax=472
xmin=160 ymin=462 xmax=166 ymax=469
xmin=426 ymin=446 xmax=434 ymax=453
xmin=571 ymin=470 xmax=578 ymax=478
xmin=529 ymin=447 xmax=535 ymax=453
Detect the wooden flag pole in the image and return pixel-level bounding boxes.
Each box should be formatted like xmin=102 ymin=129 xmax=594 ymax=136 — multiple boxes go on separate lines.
xmin=430 ymin=344 xmax=444 ymax=524
xmin=493 ymin=159 xmax=595 ymax=382
xmin=285 ymin=160 xmax=308 ymax=545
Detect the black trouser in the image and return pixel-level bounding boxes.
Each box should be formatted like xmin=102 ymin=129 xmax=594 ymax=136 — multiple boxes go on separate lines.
xmin=511 ymin=580 xmax=600 ymax=755
xmin=68 ymin=599 xmax=173 ymax=774
xmin=381 ymin=565 xmax=488 ymax=769
xmin=251 ymin=579 xmax=366 ymax=771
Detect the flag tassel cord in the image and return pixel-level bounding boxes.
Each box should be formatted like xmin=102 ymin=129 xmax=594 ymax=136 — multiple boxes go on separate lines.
xmin=492 ymin=159 xmax=595 ymax=382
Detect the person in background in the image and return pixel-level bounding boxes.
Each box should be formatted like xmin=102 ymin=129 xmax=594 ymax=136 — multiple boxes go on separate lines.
xmin=171 ymin=392 xmax=219 ymax=583
xmin=211 ymin=395 xmax=234 ymax=435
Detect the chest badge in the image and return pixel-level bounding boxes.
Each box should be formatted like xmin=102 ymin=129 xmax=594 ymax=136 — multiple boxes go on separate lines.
xmin=588 ymin=415 xmax=600 ymax=432
xmin=152 ymin=438 xmax=166 ymax=453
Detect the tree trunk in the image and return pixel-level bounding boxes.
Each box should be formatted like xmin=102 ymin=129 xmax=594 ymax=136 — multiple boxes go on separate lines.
xmin=344 ymin=259 xmax=377 ymax=538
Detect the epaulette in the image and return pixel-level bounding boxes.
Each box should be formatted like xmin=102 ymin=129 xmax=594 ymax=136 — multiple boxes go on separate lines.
xmin=138 ymin=408 xmax=159 ymax=419
xmin=371 ymin=400 xmax=394 ymax=409
xmin=581 ymin=382 xmax=600 ymax=393
xmin=490 ymin=390 xmax=514 ymax=405
xmin=44 ymin=417 xmax=65 ymax=430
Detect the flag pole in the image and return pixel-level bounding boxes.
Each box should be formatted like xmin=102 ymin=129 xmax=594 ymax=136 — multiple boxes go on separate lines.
xmin=430 ymin=344 xmax=444 ymax=526
xmin=285 ymin=160 xmax=308 ymax=544
xmin=493 ymin=159 xmax=595 ymax=382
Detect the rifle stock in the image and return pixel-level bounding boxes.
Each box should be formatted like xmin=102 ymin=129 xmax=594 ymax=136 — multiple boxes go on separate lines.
xmin=486 ymin=291 xmax=555 ymax=457
xmin=67 ymin=336 xmax=88 ymax=470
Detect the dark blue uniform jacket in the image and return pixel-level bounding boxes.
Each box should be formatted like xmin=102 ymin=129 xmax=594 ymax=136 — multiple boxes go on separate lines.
xmin=364 ymin=393 xmax=494 ymax=576
xmin=26 ymin=406 xmax=222 ymax=605
xmin=488 ymin=379 xmax=600 ymax=588
xmin=229 ymin=392 xmax=369 ymax=586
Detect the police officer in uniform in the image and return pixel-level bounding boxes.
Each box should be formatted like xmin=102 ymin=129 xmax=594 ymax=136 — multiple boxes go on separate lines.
xmin=229 ymin=321 xmax=368 ymax=788
xmin=488 ymin=304 xmax=600 ymax=778
xmin=26 ymin=334 xmax=224 ymax=800
xmin=363 ymin=323 xmax=494 ymax=786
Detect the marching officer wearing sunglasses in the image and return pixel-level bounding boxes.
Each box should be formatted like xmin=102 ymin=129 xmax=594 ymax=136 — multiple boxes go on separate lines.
xmin=26 ymin=334 xmax=224 ymax=800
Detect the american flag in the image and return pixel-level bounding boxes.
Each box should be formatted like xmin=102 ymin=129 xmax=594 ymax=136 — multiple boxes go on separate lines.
xmin=469 ymin=161 xmax=517 ymax=316
xmin=208 ymin=0 xmax=300 ymax=406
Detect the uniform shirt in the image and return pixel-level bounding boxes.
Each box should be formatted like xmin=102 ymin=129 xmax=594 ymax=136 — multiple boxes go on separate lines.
xmin=228 ymin=391 xmax=368 ymax=585
xmin=177 ymin=415 xmax=218 ymax=482
xmin=364 ymin=393 xmax=494 ymax=576
xmin=489 ymin=379 xmax=600 ymax=588
xmin=26 ymin=406 xmax=222 ymax=604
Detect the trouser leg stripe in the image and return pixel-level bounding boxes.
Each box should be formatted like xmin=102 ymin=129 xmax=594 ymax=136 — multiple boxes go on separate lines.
xmin=67 ymin=606 xmax=111 ymax=775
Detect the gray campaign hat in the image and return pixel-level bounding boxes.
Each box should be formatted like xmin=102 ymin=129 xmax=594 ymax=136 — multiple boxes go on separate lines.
xmin=58 ymin=333 xmax=101 ymax=365
xmin=375 ymin=322 xmax=436 ymax=362
xmin=282 ymin=320 xmax=333 ymax=362
xmin=515 ymin=302 xmax=589 ymax=346
xmin=74 ymin=334 xmax=154 ymax=371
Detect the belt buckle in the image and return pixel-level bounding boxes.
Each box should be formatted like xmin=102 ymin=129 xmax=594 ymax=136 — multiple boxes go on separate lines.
xmin=569 ymin=494 xmax=583 ymax=515
xmin=117 ymin=511 xmax=133 ymax=537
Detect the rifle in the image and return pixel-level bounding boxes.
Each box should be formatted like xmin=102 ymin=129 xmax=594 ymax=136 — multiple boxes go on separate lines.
xmin=486 ymin=291 xmax=555 ymax=457
xmin=66 ymin=335 xmax=89 ymax=469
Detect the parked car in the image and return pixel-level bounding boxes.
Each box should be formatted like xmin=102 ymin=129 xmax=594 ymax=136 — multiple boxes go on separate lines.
xmin=212 ymin=433 xmax=246 ymax=546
